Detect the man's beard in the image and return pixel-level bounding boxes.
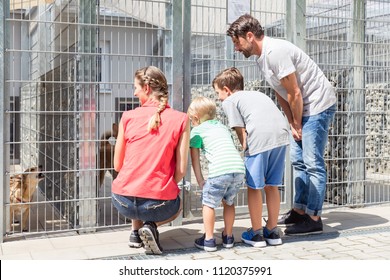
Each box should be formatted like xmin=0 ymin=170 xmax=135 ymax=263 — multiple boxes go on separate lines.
xmin=242 ymin=51 xmax=251 ymax=58
xmin=241 ymin=45 xmax=253 ymax=58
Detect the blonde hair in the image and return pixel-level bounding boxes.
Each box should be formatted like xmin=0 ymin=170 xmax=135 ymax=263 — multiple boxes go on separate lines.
xmin=134 ymin=66 xmax=169 ymax=132
xmin=187 ymin=96 xmax=216 ymax=123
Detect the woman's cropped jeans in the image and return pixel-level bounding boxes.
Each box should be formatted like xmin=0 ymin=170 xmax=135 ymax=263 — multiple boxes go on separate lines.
xmin=290 ymin=105 xmax=336 ymax=216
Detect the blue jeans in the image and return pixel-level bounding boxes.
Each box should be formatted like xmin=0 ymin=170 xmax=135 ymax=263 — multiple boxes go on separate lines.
xmin=290 ymin=105 xmax=336 ymax=216
xmin=112 ymin=193 xmax=181 ymax=222
xmin=202 ymin=173 xmax=245 ymax=208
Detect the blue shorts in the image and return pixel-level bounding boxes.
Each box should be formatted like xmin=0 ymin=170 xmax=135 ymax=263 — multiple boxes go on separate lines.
xmin=111 ymin=193 xmax=181 ymax=222
xmin=202 ymin=173 xmax=245 ymax=209
xmin=245 ymin=145 xmax=287 ymax=189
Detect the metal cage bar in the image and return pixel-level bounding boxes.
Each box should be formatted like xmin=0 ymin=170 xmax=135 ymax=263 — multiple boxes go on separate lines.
xmin=1 ymin=0 xmax=390 ymax=242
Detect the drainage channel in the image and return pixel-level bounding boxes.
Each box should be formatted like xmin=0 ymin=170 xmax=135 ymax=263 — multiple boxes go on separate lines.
xmin=97 ymin=226 xmax=390 ymax=260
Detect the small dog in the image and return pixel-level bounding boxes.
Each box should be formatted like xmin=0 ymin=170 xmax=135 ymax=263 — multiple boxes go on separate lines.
xmin=10 ymin=166 xmax=44 ymax=231
xmin=98 ymin=123 xmax=118 ymax=187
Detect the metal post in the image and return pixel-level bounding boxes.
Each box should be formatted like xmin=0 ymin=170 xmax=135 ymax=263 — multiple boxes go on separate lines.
xmin=286 ymin=0 xmax=306 ymax=50
xmin=77 ymin=0 xmax=97 ymax=232
xmin=0 ymin=0 xmax=10 ymax=242
xmin=182 ymin=0 xmax=191 ymax=113
xmin=346 ymin=0 xmax=365 ymax=205
xmin=180 ymin=0 xmax=192 ymax=221
xmin=284 ymin=0 xmax=306 ymax=210
xmin=170 ymin=0 xmax=187 ymax=225
xmin=226 ymin=0 xmax=250 ymax=68
xmin=170 ymin=0 xmax=183 ymax=111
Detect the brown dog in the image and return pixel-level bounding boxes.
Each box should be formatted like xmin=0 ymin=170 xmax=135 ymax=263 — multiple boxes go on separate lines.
xmin=10 ymin=166 xmax=44 ymax=231
xmin=98 ymin=123 xmax=118 ymax=187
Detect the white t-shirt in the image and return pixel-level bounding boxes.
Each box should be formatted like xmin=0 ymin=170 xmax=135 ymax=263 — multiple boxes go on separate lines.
xmin=257 ymin=36 xmax=337 ymax=116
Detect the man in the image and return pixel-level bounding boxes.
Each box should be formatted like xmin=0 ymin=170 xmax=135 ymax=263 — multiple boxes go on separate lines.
xmin=227 ymin=14 xmax=336 ymax=235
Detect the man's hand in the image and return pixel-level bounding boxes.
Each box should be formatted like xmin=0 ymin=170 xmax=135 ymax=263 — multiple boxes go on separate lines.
xmin=291 ymin=123 xmax=302 ymax=141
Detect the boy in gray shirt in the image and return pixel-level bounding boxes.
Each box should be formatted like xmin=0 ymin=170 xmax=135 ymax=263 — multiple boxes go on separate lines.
xmin=213 ymin=67 xmax=289 ymax=247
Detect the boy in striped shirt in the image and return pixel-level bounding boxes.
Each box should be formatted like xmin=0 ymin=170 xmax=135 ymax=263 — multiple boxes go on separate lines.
xmin=188 ymin=96 xmax=245 ymax=252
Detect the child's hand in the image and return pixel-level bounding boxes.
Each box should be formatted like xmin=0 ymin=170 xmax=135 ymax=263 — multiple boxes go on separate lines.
xmin=199 ymin=180 xmax=206 ymax=189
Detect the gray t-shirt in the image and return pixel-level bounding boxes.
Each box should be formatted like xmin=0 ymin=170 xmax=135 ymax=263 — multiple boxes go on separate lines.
xmin=222 ymin=90 xmax=290 ymax=156
xmin=257 ymin=36 xmax=337 ymax=116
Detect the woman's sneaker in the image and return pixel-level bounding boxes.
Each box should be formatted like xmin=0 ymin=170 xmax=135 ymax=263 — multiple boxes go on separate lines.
xmin=263 ymin=226 xmax=282 ymax=246
xmin=194 ymin=234 xmax=217 ymax=252
xmin=277 ymin=209 xmax=306 ymax=226
xmin=128 ymin=230 xmax=143 ymax=248
xmin=138 ymin=222 xmax=163 ymax=255
xmin=222 ymin=233 xmax=234 ymax=248
xmin=241 ymin=228 xmax=267 ymax=247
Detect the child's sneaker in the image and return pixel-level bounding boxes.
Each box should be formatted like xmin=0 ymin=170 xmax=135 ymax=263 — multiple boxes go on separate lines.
xmin=194 ymin=234 xmax=217 ymax=252
xmin=263 ymin=226 xmax=282 ymax=246
xmin=222 ymin=233 xmax=234 ymax=248
xmin=128 ymin=230 xmax=143 ymax=248
xmin=241 ymin=228 xmax=267 ymax=247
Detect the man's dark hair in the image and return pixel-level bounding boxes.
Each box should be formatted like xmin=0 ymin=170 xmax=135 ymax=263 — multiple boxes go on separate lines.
xmin=227 ymin=14 xmax=264 ymax=38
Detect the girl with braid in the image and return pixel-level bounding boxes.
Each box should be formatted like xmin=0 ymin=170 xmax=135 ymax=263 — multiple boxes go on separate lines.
xmin=112 ymin=66 xmax=190 ymax=255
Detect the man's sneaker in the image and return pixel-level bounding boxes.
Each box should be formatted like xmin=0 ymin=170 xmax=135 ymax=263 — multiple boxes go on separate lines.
xmin=128 ymin=230 xmax=143 ymax=248
xmin=222 ymin=233 xmax=234 ymax=248
xmin=241 ymin=228 xmax=267 ymax=247
xmin=138 ymin=222 xmax=163 ymax=255
xmin=284 ymin=215 xmax=323 ymax=236
xmin=277 ymin=209 xmax=306 ymax=226
xmin=263 ymin=226 xmax=282 ymax=246
xmin=194 ymin=234 xmax=217 ymax=252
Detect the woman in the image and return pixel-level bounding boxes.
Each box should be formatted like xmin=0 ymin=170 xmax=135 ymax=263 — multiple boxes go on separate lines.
xmin=112 ymin=66 xmax=190 ymax=255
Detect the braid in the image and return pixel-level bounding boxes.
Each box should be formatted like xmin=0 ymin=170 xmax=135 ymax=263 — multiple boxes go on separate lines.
xmin=148 ymin=94 xmax=168 ymax=132
xmin=135 ymin=66 xmax=169 ymax=132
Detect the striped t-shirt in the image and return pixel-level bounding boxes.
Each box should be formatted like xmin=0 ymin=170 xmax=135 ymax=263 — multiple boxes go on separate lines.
xmin=190 ymin=119 xmax=245 ymax=178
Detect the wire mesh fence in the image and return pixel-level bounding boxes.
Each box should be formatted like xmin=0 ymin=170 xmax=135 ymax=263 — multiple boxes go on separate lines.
xmin=1 ymin=0 xmax=389 ymax=241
